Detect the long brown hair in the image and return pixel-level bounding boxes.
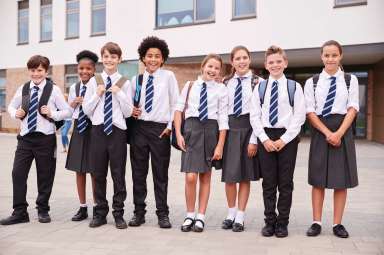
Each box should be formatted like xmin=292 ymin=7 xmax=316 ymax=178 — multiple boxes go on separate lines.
xmin=223 ymin=45 xmax=251 ymax=84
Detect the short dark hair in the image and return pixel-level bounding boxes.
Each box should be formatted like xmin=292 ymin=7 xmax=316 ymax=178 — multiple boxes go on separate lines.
xmin=138 ymin=36 xmax=170 ymax=63
xmin=27 ymin=55 xmax=50 ymax=71
xmin=76 ymin=50 xmax=99 ymax=64
xmin=100 ymin=42 xmax=122 ymax=58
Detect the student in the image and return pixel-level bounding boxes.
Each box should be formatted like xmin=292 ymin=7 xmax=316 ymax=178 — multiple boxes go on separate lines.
xmin=82 ymin=42 xmax=132 ymax=229
xmin=250 ymin=46 xmax=306 ymax=238
xmin=174 ymin=54 xmax=228 ymax=232
xmin=304 ymin=40 xmax=359 ymax=238
xmin=128 ymin=36 xmax=179 ymax=229
xmin=61 ymin=94 xmax=72 ymax=153
xmin=65 ymin=50 xmax=98 ymax=221
xmin=0 ymin=55 xmax=71 ymax=225
xmin=221 ymin=46 xmax=262 ymax=232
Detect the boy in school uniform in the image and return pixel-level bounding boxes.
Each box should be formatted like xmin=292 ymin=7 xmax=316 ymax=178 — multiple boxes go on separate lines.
xmin=250 ymin=46 xmax=306 ymax=237
xmin=128 ymin=36 xmax=179 ymax=228
xmin=82 ymin=42 xmax=132 ymax=229
xmin=0 ymin=55 xmax=72 ymax=225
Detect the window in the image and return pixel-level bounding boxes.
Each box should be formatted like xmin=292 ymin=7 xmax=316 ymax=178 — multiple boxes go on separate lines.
xmin=156 ymin=0 xmax=215 ymax=28
xmin=233 ymin=0 xmax=256 ymax=19
xmin=0 ymin=70 xmax=6 ymax=112
xmin=118 ymin=61 xmax=139 ymax=79
xmin=40 ymin=0 xmax=52 ymax=42
xmin=65 ymin=65 xmax=78 ymax=93
xmin=91 ymin=0 xmax=106 ymax=35
xmin=18 ymin=0 xmax=29 ymax=44
xmin=66 ymin=0 xmax=79 ymax=39
xmin=334 ymin=0 xmax=367 ymax=7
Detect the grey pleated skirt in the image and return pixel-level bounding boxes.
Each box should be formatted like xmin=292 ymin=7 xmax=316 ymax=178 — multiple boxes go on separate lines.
xmin=222 ymin=114 xmax=261 ymax=183
xmin=181 ymin=117 xmax=222 ymax=173
xmin=65 ymin=119 xmax=93 ymax=173
xmin=308 ymin=114 xmax=358 ymax=189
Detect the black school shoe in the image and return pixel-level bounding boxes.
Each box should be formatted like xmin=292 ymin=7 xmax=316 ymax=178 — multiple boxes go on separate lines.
xmin=274 ymin=223 xmax=288 ymax=238
xmin=0 ymin=212 xmax=30 ymax=225
xmin=232 ymin=222 xmax=245 ymax=232
xmin=306 ymin=223 xmax=322 ymax=237
xmin=192 ymin=219 xmax=205 ymax=233
xmin=114 ymin=216 xmax=128 ymax=229
xmin=181 ymin=217 xmax=194 ymax=232
xmin=221 ymin=219 xmax=234 ymax=230
xmin=333 ymin=224 xmax=349 ymax=238
xmin=89 ymin=216 xmax=107 ymax=228
xmin=158 ymin=215 xmax=172 ymax=229
xmin=38 ymin=212 xmax=51 ymax=223
xmin=71 ymin=207 xmax=88 ymax=221
xmin=128 ymin=214 xmax=145 ymax=227
xmin=261 ymin=223 xmax=275 ymax=237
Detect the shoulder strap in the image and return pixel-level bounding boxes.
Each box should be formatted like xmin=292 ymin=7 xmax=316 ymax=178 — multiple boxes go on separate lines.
xmin=94 ymin=74 xmax=104 ymax=86
xmin=344 ymin=73 xmax=351 ymax=91
xmin=183 ymin=81 xmax=193 ymax=115
xmin=251 ymin=74 xmax=259 ymax=91
xmin=258 ymin=79 xmax=268 ymax=106
xmin=133 ymin=74 xmax=144 ymax=107
xmin=312 ymin=74 xmax=320 ymax=94
xmin=20 ymin=81 xmax=31 ymax=120
xmin=75 ymin=81 xmax=81 ymax=97
xmin=38 ymin=79 xmax=54 ymax=121
xmin=287 ymin=79 xmax=296 ymax=108
xmin=115 ymin=76 xmax=128 ymax=89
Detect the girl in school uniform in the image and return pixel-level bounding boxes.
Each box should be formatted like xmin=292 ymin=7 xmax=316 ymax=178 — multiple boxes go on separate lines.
xmin=174 ymin=54 xmax=229 ymax=232
xmin=304 ymin=40 xmax=359 ymax=238
xmin=221 ymin=46 xmax=262 ymax=232
xmin=65 ymin=50 xmax=98 ymax=221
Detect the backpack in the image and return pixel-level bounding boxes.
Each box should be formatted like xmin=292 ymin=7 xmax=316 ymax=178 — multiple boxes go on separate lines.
xmin=258 ymin=79 xmax=296 ymax=107
xmin=223 ymin=74 xmax=260 ymax=91
xmin=312 ymin=73 xmax=351 ymax=93
xmin=126 ymin=74 xmax=143 ymax=144
xmin=20 ymin=78 xmax=64 ymax=130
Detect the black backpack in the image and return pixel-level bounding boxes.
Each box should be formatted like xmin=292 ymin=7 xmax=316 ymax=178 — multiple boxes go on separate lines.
xmin=258 ymin=79 xmax=297 ymax=107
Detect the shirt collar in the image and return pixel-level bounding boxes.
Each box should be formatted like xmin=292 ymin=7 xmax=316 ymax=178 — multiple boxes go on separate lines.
xmin=144 ymin=68 xmax=161 ymax=78
xmin=321 ymin=67 xmax=342 ymax=79
xmin=102 ymin=70 xmax=120 ymax=83
xmin=30 ymin=78 xmax=47 ymax=90
xmin=197 ymin=76 xmax=216 ymax=87
xmin=268 ymin=74 xmax=287 ymax=85
xmin=233 ymin=70 xmax=252 ymax=80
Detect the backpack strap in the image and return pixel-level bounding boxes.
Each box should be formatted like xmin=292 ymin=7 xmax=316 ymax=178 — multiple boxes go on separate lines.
xmin=287 ymin=79 xmax=296 ymax=108
xmin=38 ymin=79 xmax=54 ymax=122
xmin=115 ymin=76 xmax=128 ymax=89
xmin=312 ymin=74 xmax=320 ymax=94
xmin=183 ymin=81 xmax=193 ymax=114
xmin=20 ymin=81 xmax=31 ymax=120
xmin=258 ymin=79 xmax=268 ymax=106
xmin=344 ymin=73 xmax=351 ymax=91
xmin=133 ymin=74 xmax=144 ymax=107
xmin=251 ymin=74 xmax=259 ymax=91
xmin=75 ymin=81 xmax=81 ymax=97
xmin=94 ymin=73 xmax=104 ymax=86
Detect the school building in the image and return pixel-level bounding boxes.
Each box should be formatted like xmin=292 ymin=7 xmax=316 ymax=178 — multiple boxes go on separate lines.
xmin=0 ymin=0 xmax=383 ymax=142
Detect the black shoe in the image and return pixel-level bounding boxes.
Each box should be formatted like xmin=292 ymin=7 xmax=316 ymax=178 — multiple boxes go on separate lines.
xmin=158 ymin=215 xmax=172 ymax=229
xmin=232 ymin=222 xmax=244 ymax=232
xmin=306 ymin=223 xmax=322 ymax=237
xmin=38 ymin=212 xmax=51 ymax=223
xmin=261 ymin=223 xmax=275 ymax=237
xmin=114 ymin=216 xmax=128 ymax=229
xmin=333 ymin=224 xmax=349 ymax=238
xmin=71 ymin=207 xmax=88 ymax=221
xmin=89 ymin=216 xmax=107 ymax=228
xmin=128 ymin=214 xmax=145 ymax=227
xmin=221 ymin=219 xmax=234 ymax=230
xmin=180 ymin=217 xmax=195 ymax=232
xmin=0 ymin=212 xmax=30 ymax=225
xmin=275 ymin=223 xmax=288 ymax=238
xmin=192 ymin=219 xmax=205 ymax=233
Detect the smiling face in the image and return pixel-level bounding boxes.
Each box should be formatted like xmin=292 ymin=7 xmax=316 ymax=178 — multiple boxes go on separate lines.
xmin=78 ymin=59 xmax=96 ymax=84
xmin=28 ymin=64 xmax=48 ymax=85
xmin=143 ymin=48 xmax=164 ymax=74
xmin=201 ymin=58 xmax=222 ymax=82
xmin=321 ymin=45 xmax=342 ymax=75
xmin=101 ymin=50 xmax=121 ymax=74
xmin=265 ymin=53 xmax=288 ymax=80
xmin=232 ymin=49 xmax=251 ymax=76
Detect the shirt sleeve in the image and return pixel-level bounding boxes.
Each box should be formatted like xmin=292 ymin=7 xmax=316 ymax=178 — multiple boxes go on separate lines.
xmin=175 ymin=81 xmax=190 ymax=112
xmin=249 ymin=85 xmax=270 ymax=143
xmin=68 ymin=83 xmax=77 ymax=109
xmin=347 ymin=75 xmax=359 ymax=112
xmin=304 ymin=78 xmax=316 ymax=114
xmin=217 ymin=85 xmax=229 ymax=130
xmin=7 ymin=85 xmax=23 ymax=119
xmin=115 ymin=79 xmax=133 ymax=118
xmin=167 ymin=72 xmax=180 ymax=129
xmin=50 ymin=86 xmax=72 ymax=121
xmin=280 ymin=82 xmax=306 ymax=144
xmin=82 ymin=77 xmax=100 ymax=117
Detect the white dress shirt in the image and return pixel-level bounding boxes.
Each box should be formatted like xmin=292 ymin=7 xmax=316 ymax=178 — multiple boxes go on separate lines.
xmin=8 ymin=79 xmax=72 ymax=136
xmin=82 ymin=71 xmax=132 ymax=130
xmin=304 ymin=68 xmax=360 ymax=115
xmin=129 ymin=68 xmax=179 ymax=130
xmin=226 ymin=71 xmax=264 ymax=144
xmin=250 ymin=74 xmax=306 ymax=144
xmin=175 ymin=76 xmax=229 ymax=130
xmin=68 ymin=80 xmax=90 ymax=119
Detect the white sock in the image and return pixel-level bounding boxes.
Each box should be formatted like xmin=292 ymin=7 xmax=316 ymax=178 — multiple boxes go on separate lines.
xmin=234 ymin=210 xmax=245 ymax=224
xmin=183 ymin=212 xmax=195 ymax=226
xmin=80 ymin=203 xmax=87 ymax=208
xmin=333 ymin=223 xmax=340 ymax=227
xmin=195 ymin=213 xmax=205 ymax=228
xmin=226 ymin=207 xmax=237 ymax=221
xmin=313 ymin=221 xmax=322 ymax=226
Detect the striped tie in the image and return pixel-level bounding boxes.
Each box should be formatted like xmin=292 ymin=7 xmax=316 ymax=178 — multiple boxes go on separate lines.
xmin=198 ymin=82 xmax=208 ymax=121
xmin=321 ymin=76 xmax=337 ymax=118
xmin=27 ymin=86 xmax=39 ymax=133
xmin=103 ymin=76 xmax=113 ymax=135
xmin=233 ymin=77 xmax=243 ymax=117
xmin=269 ymin=81 xmax=278 ymax=126
xmin=144 ymin=75 xmax=154 ymax=113
xmin=77 ymin=86 xmax=88 ymax=134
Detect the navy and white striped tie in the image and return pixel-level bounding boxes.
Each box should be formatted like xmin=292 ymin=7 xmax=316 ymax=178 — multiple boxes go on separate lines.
xmin=321 ymin=76 xmax=337 ymax=118
xmin=103 ymin=77 xmax=113 ymax=135
xmin=198 ymin=82 xmax=208 ymax=121
xmin=144 ymin=75 xmax=154 ymax=113
xmin=27 ymin=86 xmax=39 ymax=133
xmin=269 ymin=81 xmax=278 ymax=126
xmin=77 ymin=86 xmax=88 ymax=134
xmin=233 ymin=77 xmax=243 ymax=117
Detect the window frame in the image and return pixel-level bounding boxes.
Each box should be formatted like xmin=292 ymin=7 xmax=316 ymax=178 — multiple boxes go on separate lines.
xmin=231 ymin=0 xmax=257 ymax=21
xmin=65 ymin=0 xmax=80 ymax=40
xmin=334 ymin=0 xmax=367 ymax=8
xmin=0 ymin=70 xmax=7 ymax=112
xmin=155 ymin=0 xmax=215 ymax=29
xmin=17 ymin=0 xmax=29 ymax=45
xmin=90 ymin=0 xmax=106 ymax=36
xmin=39 ymin=0 xmax=53 ymax=43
